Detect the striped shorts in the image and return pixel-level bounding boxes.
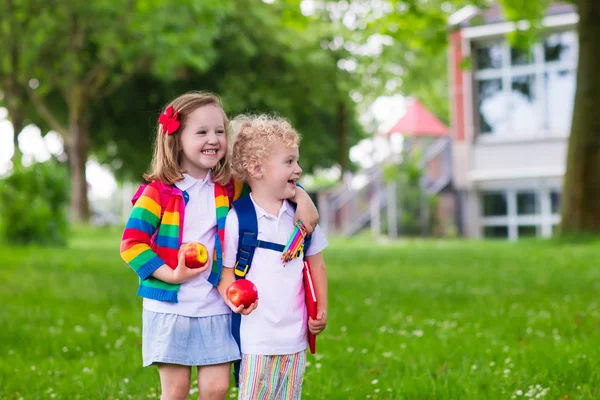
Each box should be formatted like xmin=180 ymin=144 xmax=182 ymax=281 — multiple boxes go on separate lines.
xmin=238 ymin=350 xmax=307 ymax=400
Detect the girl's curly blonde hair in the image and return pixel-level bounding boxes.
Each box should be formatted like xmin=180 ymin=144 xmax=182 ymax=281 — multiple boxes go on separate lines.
xmin=230 ymin=114 xmax=301 ymax=182
xmin=144 ymin=91 xmax=232 ymax=185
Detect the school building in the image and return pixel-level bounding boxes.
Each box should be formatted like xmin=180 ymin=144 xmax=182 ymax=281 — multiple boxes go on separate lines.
xmin=448 ymin=2 xmax=577 ymax=239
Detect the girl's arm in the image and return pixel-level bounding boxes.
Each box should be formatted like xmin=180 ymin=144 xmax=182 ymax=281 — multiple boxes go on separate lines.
xmin=306 ymin=252 xmax=328 ymax=335
xmin=290 ymin=187 xmax=319 ymax=234
xmin=152 ymin=255 xmax=206 ymax=284
xmin=229 ymin=178 xmax=318 ymax=233
xmin=120 ymin=184 xmax=202 ymax=284
xmin=120 ymin=184 xmax=167 ymax=280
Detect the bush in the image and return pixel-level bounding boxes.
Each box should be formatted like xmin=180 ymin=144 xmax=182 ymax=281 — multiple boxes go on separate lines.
xmin=0 ymin=160 xmax=70 ymax=245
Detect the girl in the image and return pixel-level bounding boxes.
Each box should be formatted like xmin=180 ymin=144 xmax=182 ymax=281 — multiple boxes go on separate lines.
xmin=120 ymin=92 xmax=319 ymax=400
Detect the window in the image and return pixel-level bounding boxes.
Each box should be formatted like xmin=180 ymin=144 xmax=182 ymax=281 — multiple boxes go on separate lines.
xmin=482 ymin=192 xmax=507 ymax=216
xmin=478 ymin=79 xmax=505 ymax=134
xmin=510 ymin=75 xmax=539 ymax=132
xmin=483 ymin=226 xmax=509 ymax=238
xmin=544 ymin=70 xmax=575 ymax=132
xmin=517 ymin=191 xmax=538 ymax=215
xmin=544 ymin=31 xmax=577 ymax=63
xmin=550 ymin=190 xmax=561 ymax=214
xmin=480 ymin=189 xmax=561 ymax=240
xmin=511 ymin=47 xmax=533 ymax=66
xmin=475 ymin=42 xmax=503 ymax=69
xmin=518 ymin=225 xmax=538 ymax=237
xmin=473 ymin=31 xmax=577 ymax=136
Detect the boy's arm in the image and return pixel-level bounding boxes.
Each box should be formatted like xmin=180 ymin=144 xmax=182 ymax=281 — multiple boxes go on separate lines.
xmin=307 ymin=252 xmax=328 ymax=335
xmin=217 ymin=267 xmax=236 ymax=302
xmin=220 ymin=208 xmax=258 ymax=314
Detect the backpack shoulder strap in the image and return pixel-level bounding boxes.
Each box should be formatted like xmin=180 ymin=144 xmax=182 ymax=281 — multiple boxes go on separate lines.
xmin=232 ymin=195 xmax=259 ymax=279
xmin=232 ymin=196 xmax=286 ymax=278
xmin=230 ymin=195 xmax=256 ymax=387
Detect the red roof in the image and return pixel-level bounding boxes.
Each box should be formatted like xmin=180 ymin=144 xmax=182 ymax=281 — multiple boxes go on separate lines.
xmin=384 ymin=99 xmax=449 ymax=137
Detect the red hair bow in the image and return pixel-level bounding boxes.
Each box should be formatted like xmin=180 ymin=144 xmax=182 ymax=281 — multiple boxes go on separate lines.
xmin=159 ymin=106 xmax=181 ymax=135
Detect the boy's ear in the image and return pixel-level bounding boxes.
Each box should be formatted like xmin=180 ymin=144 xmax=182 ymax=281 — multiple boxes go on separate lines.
xmin=251 ymin=165 xmax=263 ymax=180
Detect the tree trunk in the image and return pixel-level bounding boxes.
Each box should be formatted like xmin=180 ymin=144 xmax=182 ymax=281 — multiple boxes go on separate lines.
xmin=559 ymin=0 xmax=600 ymax=234
xmin=67 ymin=115 xmax=90 ymax=223
xmin=7 ymin=106 xmax=24 ymax=166
xmin=336 ymin=101 xmax=348 ymax=172
xmin=5 ymin=0 xmax=23 ymax=166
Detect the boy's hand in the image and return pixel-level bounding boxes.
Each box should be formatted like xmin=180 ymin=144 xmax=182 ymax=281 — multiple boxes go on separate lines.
xmin=224 ymin=284 xmax=259 ymax=315
xmin=171 ymin=252 xmax=208 ymax=284
xmin=308 ymin=310 xmax=327 ymax=335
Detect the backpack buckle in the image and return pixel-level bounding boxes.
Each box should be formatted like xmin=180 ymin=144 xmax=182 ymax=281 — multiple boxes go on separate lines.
xmin=234 ymin=261 xmax=248 ymax=277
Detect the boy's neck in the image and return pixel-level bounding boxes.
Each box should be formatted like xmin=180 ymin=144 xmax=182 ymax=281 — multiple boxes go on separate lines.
xmin=248 ymin=185 xmax=284 ymax=216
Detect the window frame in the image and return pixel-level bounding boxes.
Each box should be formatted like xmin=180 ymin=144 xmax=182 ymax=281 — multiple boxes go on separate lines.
xmin=480 ymin=188 xmax=560 ymax=239
xmin=472 ymin=30 xmax=578 ymax=139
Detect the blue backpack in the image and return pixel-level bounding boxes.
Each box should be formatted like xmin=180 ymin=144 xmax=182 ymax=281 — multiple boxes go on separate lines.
xmin=230 ymin=195 xmax=312 ymax=386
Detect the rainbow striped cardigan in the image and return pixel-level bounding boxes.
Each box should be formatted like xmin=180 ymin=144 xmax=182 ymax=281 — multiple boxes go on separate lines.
xmin=120 ymin=179 xmax=247 ymax=302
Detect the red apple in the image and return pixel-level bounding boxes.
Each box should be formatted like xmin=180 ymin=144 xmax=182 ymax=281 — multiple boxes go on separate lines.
xmin=179 ymin=242 xmax=209 ymax=269
xmin=227 ymin=279 xmax=258 ymax=308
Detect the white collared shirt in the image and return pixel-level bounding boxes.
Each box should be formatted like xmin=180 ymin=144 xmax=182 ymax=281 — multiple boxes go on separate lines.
xmin=223 ymin=194 xmax=328 ymax=355
xmin=144 ymin=173 xmax=230 ymax=317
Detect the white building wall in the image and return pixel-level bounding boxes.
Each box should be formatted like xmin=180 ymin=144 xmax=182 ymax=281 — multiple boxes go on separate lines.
xmin=471 ymin=137 xmax=567 ymax=181
xmin=452 ymin=15 xmax=577 ymax=239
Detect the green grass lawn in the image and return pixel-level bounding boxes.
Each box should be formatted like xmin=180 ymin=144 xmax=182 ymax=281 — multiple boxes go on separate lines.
xmin=1 ymin=227 xmax=599 ymax=399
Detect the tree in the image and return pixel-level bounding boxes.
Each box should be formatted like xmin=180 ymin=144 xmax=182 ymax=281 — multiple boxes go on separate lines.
xmin=0 ymin=0 xmax=40 ymax=166
xmin=558 ymin=0 xmax=600 ymax=234
xmin=90 ymin=0 xmax=366 ymax=181
xmin=7 ymin=0 xmax=231 ymax=222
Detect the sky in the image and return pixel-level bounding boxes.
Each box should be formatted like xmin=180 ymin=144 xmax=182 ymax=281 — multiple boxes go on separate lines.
xmin=0 ymin=95 xmax=405 ymax=200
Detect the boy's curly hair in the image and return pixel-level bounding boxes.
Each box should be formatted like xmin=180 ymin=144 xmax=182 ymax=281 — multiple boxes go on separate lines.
xmin=230 ymin=114 xmax=301 ymax=182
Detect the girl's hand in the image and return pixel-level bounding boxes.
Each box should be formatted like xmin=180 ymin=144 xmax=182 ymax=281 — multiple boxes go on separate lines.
xmin=171 ymin=252 xmax=209 ymax=284
xmin=308 ymin=310 xmax=327 ymax=335
xmin=224 ymin=284 xmax=259 ymax=315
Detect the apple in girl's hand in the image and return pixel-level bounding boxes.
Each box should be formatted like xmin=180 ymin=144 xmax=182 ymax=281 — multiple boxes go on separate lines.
xmin=227 ymin=279 xmax=258 ymax=308
xmin=179 ymin=242 xmax=209 ymax=269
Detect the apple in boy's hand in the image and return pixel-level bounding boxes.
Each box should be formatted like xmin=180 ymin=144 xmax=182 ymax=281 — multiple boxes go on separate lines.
xmin=227 ymin=279 xmax=258 ymax=308
xmin=179 ymin=242 xmax=209 ymax=269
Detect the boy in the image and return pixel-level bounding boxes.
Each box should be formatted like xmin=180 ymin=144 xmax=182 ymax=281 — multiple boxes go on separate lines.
xmin=218 ymin=115 xmax=328 ymax=399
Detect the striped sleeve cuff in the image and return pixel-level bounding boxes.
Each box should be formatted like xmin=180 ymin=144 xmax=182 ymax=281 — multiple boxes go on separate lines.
xmin=136 ymin=257 xmax=167 ymax=281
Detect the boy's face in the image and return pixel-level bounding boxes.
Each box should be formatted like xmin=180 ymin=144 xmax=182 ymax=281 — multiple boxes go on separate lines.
xmin=258 ymin=141 xmax=302 ymax=200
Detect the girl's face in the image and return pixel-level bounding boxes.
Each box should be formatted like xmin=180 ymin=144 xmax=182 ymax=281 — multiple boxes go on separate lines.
xmin=178 ymin=104 xmax=227 ymax=179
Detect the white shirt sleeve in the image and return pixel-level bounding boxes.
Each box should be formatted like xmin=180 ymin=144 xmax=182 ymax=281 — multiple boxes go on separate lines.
xmin=223 ymin=208 xmax=240 ymax=268
xmin=305 ymin=224 xmax=328 ymax=257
